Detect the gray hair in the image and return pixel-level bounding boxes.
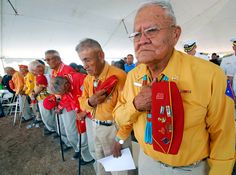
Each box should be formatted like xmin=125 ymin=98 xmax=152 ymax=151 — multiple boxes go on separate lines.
xmin=4 ymin=67 xmax=15 ymax=73
xmin=50 ymin=76 xmax=68 ymax=94
xmin=45 ymin=49 xmax=60 ymax=56
xmin=28 ymin=60 xmax=44 ymax=73
xmin=75 ymin=38 xmax=103 ymax=53
xmin=44 ymin=50 xmax=61 ymax=61
xmin=137 ymin=0 xmax=176 ymax=24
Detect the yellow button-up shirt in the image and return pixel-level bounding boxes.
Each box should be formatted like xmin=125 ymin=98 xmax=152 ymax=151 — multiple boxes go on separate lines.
xmin=23 ymin=72 xmax=35 ymax=95
xmin=79 ymin=62 xmax=132 ymax=140
xmin=113 ymin=50 xmax=235 ymax=175
xmin=12 ymin=71 xmax=24 ymax=95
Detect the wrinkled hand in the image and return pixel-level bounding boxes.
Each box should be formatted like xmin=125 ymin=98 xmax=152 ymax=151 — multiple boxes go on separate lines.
xmin=112 ymin=141 xmax=122 ymax=158
xmin=76 ymin=111 xmax=87 ymax=120
xmin=133 ymin=85 xmax=152 ymax=111
xmin=88 ymin=89 xmax=107 ymax=107
xmin=55 ymin=107 xmax=62 ymax=115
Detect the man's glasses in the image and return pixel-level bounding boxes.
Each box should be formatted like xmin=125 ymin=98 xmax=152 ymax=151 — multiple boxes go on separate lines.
xmin=44 ymin=56 xmax=58 ymax=62
xmin=129 ymin=25 xmax=175 ymax=42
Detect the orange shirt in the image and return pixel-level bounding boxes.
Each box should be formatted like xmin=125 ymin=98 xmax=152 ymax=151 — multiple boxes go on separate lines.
xmin=12 ymin=71 xmax=24 ymax=95
xmin=79 ymin=62 xmax=132 ymax=140
xmin=114 ymin=50 xmax=235 ymax=175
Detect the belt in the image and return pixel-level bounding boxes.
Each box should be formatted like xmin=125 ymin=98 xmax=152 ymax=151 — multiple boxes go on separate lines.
xmin=93 ymin=119 xmax=113 ymax=126
xmin=158 ymin=158 xmax=207 ymax=169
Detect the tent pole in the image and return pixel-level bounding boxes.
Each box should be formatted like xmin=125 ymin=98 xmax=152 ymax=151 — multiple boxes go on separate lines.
xmin=0 ymin=0 xmax=5 ymax=73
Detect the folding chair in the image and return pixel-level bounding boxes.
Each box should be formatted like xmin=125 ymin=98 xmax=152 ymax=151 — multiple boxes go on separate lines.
xmin=2 ymin=94 xmax=19 ymax=116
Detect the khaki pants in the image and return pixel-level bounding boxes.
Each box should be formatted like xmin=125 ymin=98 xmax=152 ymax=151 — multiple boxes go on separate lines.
xmin=93 ymin=123 xmax=131 ymax=175
xmin=138 ymin=149 xmax=209 ymax=175
xmin=85 ymin=117 xmax=96 ymax=159
xmin=19 ymin=95 xmax=32 ymax=120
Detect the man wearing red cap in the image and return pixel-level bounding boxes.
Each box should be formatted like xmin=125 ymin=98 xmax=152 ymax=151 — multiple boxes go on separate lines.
xmin=113 ymin=1 xmax=235 ymax=175
xmin=19 ymin=65 xmax=35 ymax=122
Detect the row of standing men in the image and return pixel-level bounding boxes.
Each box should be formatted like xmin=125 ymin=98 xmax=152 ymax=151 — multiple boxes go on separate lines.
xmin=4 ymin=1 xmax=236 ymax=175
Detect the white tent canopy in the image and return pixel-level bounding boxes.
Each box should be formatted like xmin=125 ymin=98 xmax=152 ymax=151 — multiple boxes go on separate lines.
xmin=0 ymin=0 xmax=235 ymax=74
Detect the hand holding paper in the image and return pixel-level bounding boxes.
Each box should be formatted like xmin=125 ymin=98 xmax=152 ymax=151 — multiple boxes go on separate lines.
xmin=97 ymin=148 xmax=136 ymax=172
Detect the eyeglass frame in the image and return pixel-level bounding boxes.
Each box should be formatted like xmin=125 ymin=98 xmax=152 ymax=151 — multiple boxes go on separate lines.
xmin=44 ymin=56 xmax=59 ymax=62
xmin=129 ymin=24 xmax=176 ymax=42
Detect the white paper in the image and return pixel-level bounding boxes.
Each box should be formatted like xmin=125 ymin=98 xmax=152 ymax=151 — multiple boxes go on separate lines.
xmin=97 ymin=148 xmax=136 ymax=172
xmin=134 ymin=82 xmax=142 ymax=87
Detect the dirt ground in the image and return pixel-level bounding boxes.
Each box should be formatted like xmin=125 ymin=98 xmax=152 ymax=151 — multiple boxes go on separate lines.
xmin=0 ymin=116 xmax=95 ymax=175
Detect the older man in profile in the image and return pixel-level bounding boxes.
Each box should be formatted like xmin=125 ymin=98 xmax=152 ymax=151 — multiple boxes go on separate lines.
xmin=113 ymin=1 xmax=235 ymax=175
xmin=76 ymin=38 xmax=133 ymax=175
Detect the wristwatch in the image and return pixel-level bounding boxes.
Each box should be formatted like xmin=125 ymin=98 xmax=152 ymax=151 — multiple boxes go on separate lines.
xmin=115 ymin=136 xmax=124 ymax=145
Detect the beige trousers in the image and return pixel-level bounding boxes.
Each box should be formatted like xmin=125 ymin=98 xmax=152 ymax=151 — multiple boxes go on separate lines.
xmin=93 ymin=123 xmax=131 ymax=175
xmin=138 ymin=149 xmax=209 ymax=175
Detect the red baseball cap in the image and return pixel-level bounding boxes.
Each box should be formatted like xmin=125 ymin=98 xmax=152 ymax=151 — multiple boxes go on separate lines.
xmin=43 ymin=95 xmax=57 ymax=110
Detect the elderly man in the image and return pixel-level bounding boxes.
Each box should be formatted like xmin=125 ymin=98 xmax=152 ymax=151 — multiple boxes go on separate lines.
xmin=76 ymin=38 xmax=133 ymax=175
xmin=44 ymin=50 xmax=76 ymax=152
xmin=44 ymin=49 xmax=92 ymax=159
xmin=4 ymin=67 xmax=32 ymax=121
xmin=28 ymin=60 xmax=56 ymax=134
xmin=113 ymin=1 xmax=235 ymax=175
xmin=19 ymin=65 xmax=35 ymax=122
xmin=19 ymin=65 xmax=35 ymax=96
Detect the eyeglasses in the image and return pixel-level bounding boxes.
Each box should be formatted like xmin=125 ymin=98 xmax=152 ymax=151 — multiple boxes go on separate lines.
xmin=44 ymin=56 xmax=57 ymax=62
xmin=129 ymin=25 xmax=175 ymax=42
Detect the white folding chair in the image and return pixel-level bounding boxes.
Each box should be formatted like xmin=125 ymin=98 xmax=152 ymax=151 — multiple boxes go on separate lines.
xmin=2 ymin=95 xmax=19 ymax=116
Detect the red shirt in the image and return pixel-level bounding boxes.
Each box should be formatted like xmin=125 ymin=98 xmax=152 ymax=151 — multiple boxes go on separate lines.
xmin=58 ymin=73 xmax=86 ymax=112
xmin=36 ymin=74 xmax=48 ymax=87
xmin=52 ymin=62 xmax=76 ymax=78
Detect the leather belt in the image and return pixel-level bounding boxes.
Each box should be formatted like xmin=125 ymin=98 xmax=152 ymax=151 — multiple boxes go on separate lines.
xmin=158 ymin=158 xmax=207 ymax=169
xmin=93 ymin=119 xmax=113 ymax=126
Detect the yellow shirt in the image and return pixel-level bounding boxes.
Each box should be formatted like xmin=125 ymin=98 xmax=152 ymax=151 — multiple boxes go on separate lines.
xmin=79 ymin=62 xmax=132 ymax=140
xmin=23 ymin=72 xmax=35 ymax=95
xmin=12 ymin=71 xmax=24 ymax=95
xmin=113 ymin=50 xmax=235 ymax=175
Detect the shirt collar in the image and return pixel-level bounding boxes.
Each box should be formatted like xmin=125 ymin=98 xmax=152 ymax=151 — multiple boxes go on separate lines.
xmin=97 ymin=61 xmax=109 ymax=81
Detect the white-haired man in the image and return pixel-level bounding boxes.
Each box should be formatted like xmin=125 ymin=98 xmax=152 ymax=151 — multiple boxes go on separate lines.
xmin=113 ymin=1 xmax=235 ymax=175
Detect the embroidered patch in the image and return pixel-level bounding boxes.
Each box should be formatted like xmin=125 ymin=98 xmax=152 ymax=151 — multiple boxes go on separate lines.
xmin=161 ymin=137 xmax=170 ymax=144
xmin=156 ymin=93 xmax=164 ymax=99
